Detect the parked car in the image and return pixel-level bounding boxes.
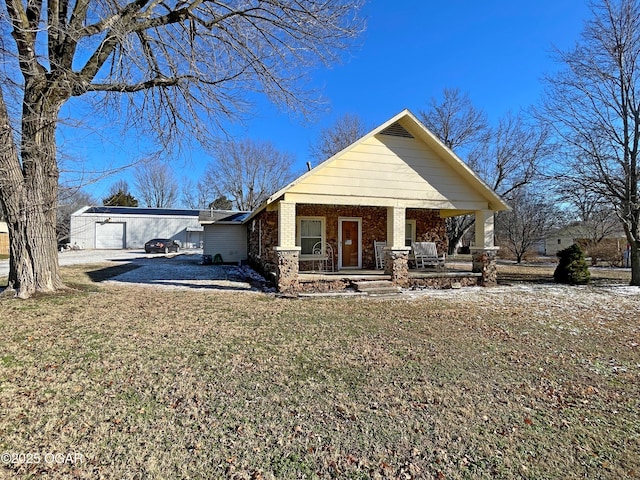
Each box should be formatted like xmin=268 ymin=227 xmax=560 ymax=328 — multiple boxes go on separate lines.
xmin=144 ymin=239 xmax=180 ymax=254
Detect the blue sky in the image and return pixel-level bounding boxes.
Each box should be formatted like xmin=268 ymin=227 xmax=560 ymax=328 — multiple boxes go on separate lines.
xmin=67 ymin=0 xmax=592 ymax=205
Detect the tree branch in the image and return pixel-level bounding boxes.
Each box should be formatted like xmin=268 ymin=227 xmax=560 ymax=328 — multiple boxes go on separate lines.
xmin=5 ymin=0 xmax=45 ymax=78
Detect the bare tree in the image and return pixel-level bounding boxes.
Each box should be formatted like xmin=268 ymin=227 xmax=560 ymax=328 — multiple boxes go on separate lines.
xmin=541 ymin=0 xmax=640 ymax=285
xmin=557 ymin=181 xmax=623 ymax=255
xmin=204 ymin=139 xmax=296 ymax=211
xmin=419 ymin=89 xmax=490 ymax=254
xmin=135 ymin=162 xmax=178 ymax=208
xmin=56 ymin=187 xmax=96 ymax=243
xmin=210 ymin=196 xmax=233 ymax=210
xmin=182 ymin=178 xmax=215 ymax=210
xmin=420 ymin=88 xmax=489 ymax=155
xmin=496 ymin=187 xmax=564 ymax=263
xmin=475 ymin=112 xmax=550 ymax=198
xmin=0 ymin=1 xmax=364 ymax=297
xmin=309 ymin=113 xmax=369 ymax=162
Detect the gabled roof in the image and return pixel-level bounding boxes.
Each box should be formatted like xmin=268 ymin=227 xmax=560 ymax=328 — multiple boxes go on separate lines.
xmin=547 ymin=223 xmax=627 ymax=239
xmin=246 ymin=109 xmax=509 ymax=222
xmin=199 ymin=210 xmax=251 ymax=225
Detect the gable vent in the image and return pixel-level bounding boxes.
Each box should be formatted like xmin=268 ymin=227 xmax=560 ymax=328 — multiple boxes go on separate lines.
xmin=379 ymin=122 xmax=414 ymax=138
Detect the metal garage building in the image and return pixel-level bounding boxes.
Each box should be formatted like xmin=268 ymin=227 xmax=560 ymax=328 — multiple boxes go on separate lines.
xmin=70 ymin=206 xmax=204 ymax=249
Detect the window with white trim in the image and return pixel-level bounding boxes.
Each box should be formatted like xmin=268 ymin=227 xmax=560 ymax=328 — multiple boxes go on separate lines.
xmin=297 ymin=217 xmax=325 ymax=256
xmin=405 ymin=220 xmax=416 ymax=247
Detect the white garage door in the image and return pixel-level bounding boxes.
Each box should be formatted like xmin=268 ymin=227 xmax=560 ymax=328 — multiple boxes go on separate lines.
xmin=95 ymin=222 xmax=125 ymax=249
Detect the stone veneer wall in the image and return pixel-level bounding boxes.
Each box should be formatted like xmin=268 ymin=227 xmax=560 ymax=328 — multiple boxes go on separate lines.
xmin=296 ymin=205 xmax=447 ymax=270
xmin=409 ymin=275 xmax=480 ymax=289
xmin=296 ymin=204 xmax=385 ymax=270
xmin=407 ymin=208 xmax=448 ymax=254
xmin=384 ymin=248 xmax=410 ymax=287
xmin=245 ymin=204 xmax=449 ymax=288
xmin=247 ymin=210 xmax=278 ymax=281
xmin=275 ymin=249 xmax=299 ymax=294
xmin=472 ymin=248 xmax=499 ymax=286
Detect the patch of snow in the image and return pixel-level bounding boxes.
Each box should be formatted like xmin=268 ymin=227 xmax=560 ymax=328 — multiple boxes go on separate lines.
xmin=104 ymin=254 xmax=268 ymax=292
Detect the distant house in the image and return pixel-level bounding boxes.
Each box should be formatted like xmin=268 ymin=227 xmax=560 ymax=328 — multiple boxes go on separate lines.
xmin=201 ymin=109 xmax=510 ymax=292
xmin=70 ymin=206 xmax=204 ymax=249
xmin=545 ymin=223 xmax=627 ymax=257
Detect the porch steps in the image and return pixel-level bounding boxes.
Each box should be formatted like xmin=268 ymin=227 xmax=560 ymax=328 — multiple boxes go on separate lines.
xmin=354 ymin=280 xmax=401 ymax=296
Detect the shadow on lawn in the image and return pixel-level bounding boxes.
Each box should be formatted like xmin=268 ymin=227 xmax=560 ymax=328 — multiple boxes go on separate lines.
xmin=86 ymin=263 xmax=142 ymax=282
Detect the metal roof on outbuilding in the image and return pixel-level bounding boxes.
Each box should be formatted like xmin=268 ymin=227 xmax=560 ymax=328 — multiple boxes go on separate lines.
xmin=199 ymin=210 xmax=250 ymax=224
xmin=83 ymin=206 xmax=200 ymax=216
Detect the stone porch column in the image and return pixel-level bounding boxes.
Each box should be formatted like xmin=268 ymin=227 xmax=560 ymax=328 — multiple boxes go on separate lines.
xmin=384 ymin=247 xmax=411 ymax=287
xmin=274 ymin=201 xmax=300 ymax=294
xmin=274 ymin=247 xmax=301 ymax=294
xmin=471 ymin=210 xmax=499 ymax=286
xmin=385 ymin=206 xmax=410 ymax=286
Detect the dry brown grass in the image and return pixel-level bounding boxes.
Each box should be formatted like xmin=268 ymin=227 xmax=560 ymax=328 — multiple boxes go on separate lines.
xmin=495 ymin=262 xmax=632 ymax=285
xmin=0 ymin=263 xmax=638 ymax=479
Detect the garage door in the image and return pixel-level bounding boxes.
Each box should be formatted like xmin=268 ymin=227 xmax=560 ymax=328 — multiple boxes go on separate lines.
xmin=95 ymin=222 xmax=125 ymax=249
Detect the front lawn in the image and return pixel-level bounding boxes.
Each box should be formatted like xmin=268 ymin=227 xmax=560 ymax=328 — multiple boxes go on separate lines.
xmin=0 ymin=264 xmax=638 ymax=479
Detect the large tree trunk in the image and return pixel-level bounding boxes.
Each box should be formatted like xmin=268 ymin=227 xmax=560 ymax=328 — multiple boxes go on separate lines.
xmin=446 ymin=215 xmax=474 ymax=255
xmin=631 ymin=242 xmax=640 ymax=286
xmin=0 ymin=85 xmax=64 ymax=298
xmin=621 ymin=202 xmax=640 ymax=286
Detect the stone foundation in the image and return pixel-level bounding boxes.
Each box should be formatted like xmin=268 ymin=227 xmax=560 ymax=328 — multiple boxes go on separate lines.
xmin=274 ymin=248 xmax=300 ymax=294
xmin=384 ymin=248 xmax=410 ymax=287
xmin=471 ymin=247 xmax=499 ymax=286
xmin=297 ymin=279 xmax=352 ymax=293
xmin=408 ymin=274 xmax=481 ymax=289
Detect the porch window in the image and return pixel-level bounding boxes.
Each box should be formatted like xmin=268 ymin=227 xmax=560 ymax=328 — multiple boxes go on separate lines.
xmin=405 ymin=220 xmax=416 ymax=247
xmin=297 ymin=217 xmax=325 ymax=256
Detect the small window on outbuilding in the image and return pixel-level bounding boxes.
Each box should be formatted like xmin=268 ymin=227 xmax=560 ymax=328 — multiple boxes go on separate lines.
xmin=558 ymin=239 xmax=562 ymax=245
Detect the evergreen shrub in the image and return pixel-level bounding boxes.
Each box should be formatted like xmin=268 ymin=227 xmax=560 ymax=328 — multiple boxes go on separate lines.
xmin=554 ymin=244 xmax=591 ymax=285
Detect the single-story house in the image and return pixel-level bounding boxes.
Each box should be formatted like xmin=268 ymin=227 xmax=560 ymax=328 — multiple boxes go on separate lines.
xmin=545 ymin=223 xmax=627 ymax=257
xmin=202 ymin=109 xmax=510 ymax=293
xmin=70 ymin=206 xmax=204 ymax=249
xmin=545 ymin=223 xmax=628 ymax=265
xmin=545 ymin=225 xmax=585 ymax=257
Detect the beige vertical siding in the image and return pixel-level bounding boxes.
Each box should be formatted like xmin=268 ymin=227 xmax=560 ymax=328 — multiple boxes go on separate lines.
xmin=203 ymin=224 xmax=247 ymax=263
xmin=0 ymin=234 xmax=8 ymax=255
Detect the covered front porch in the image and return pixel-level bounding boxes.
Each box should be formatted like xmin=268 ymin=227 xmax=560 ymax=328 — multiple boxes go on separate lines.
xmin=272 ymin=200 xmax=499 ymax=294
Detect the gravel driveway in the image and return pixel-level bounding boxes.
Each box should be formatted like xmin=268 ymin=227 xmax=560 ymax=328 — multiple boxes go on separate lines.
xmin=0 ymin=249 xmax=268 ymax=292
xmin=104 ymin=254 xmax=268 ymax=291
